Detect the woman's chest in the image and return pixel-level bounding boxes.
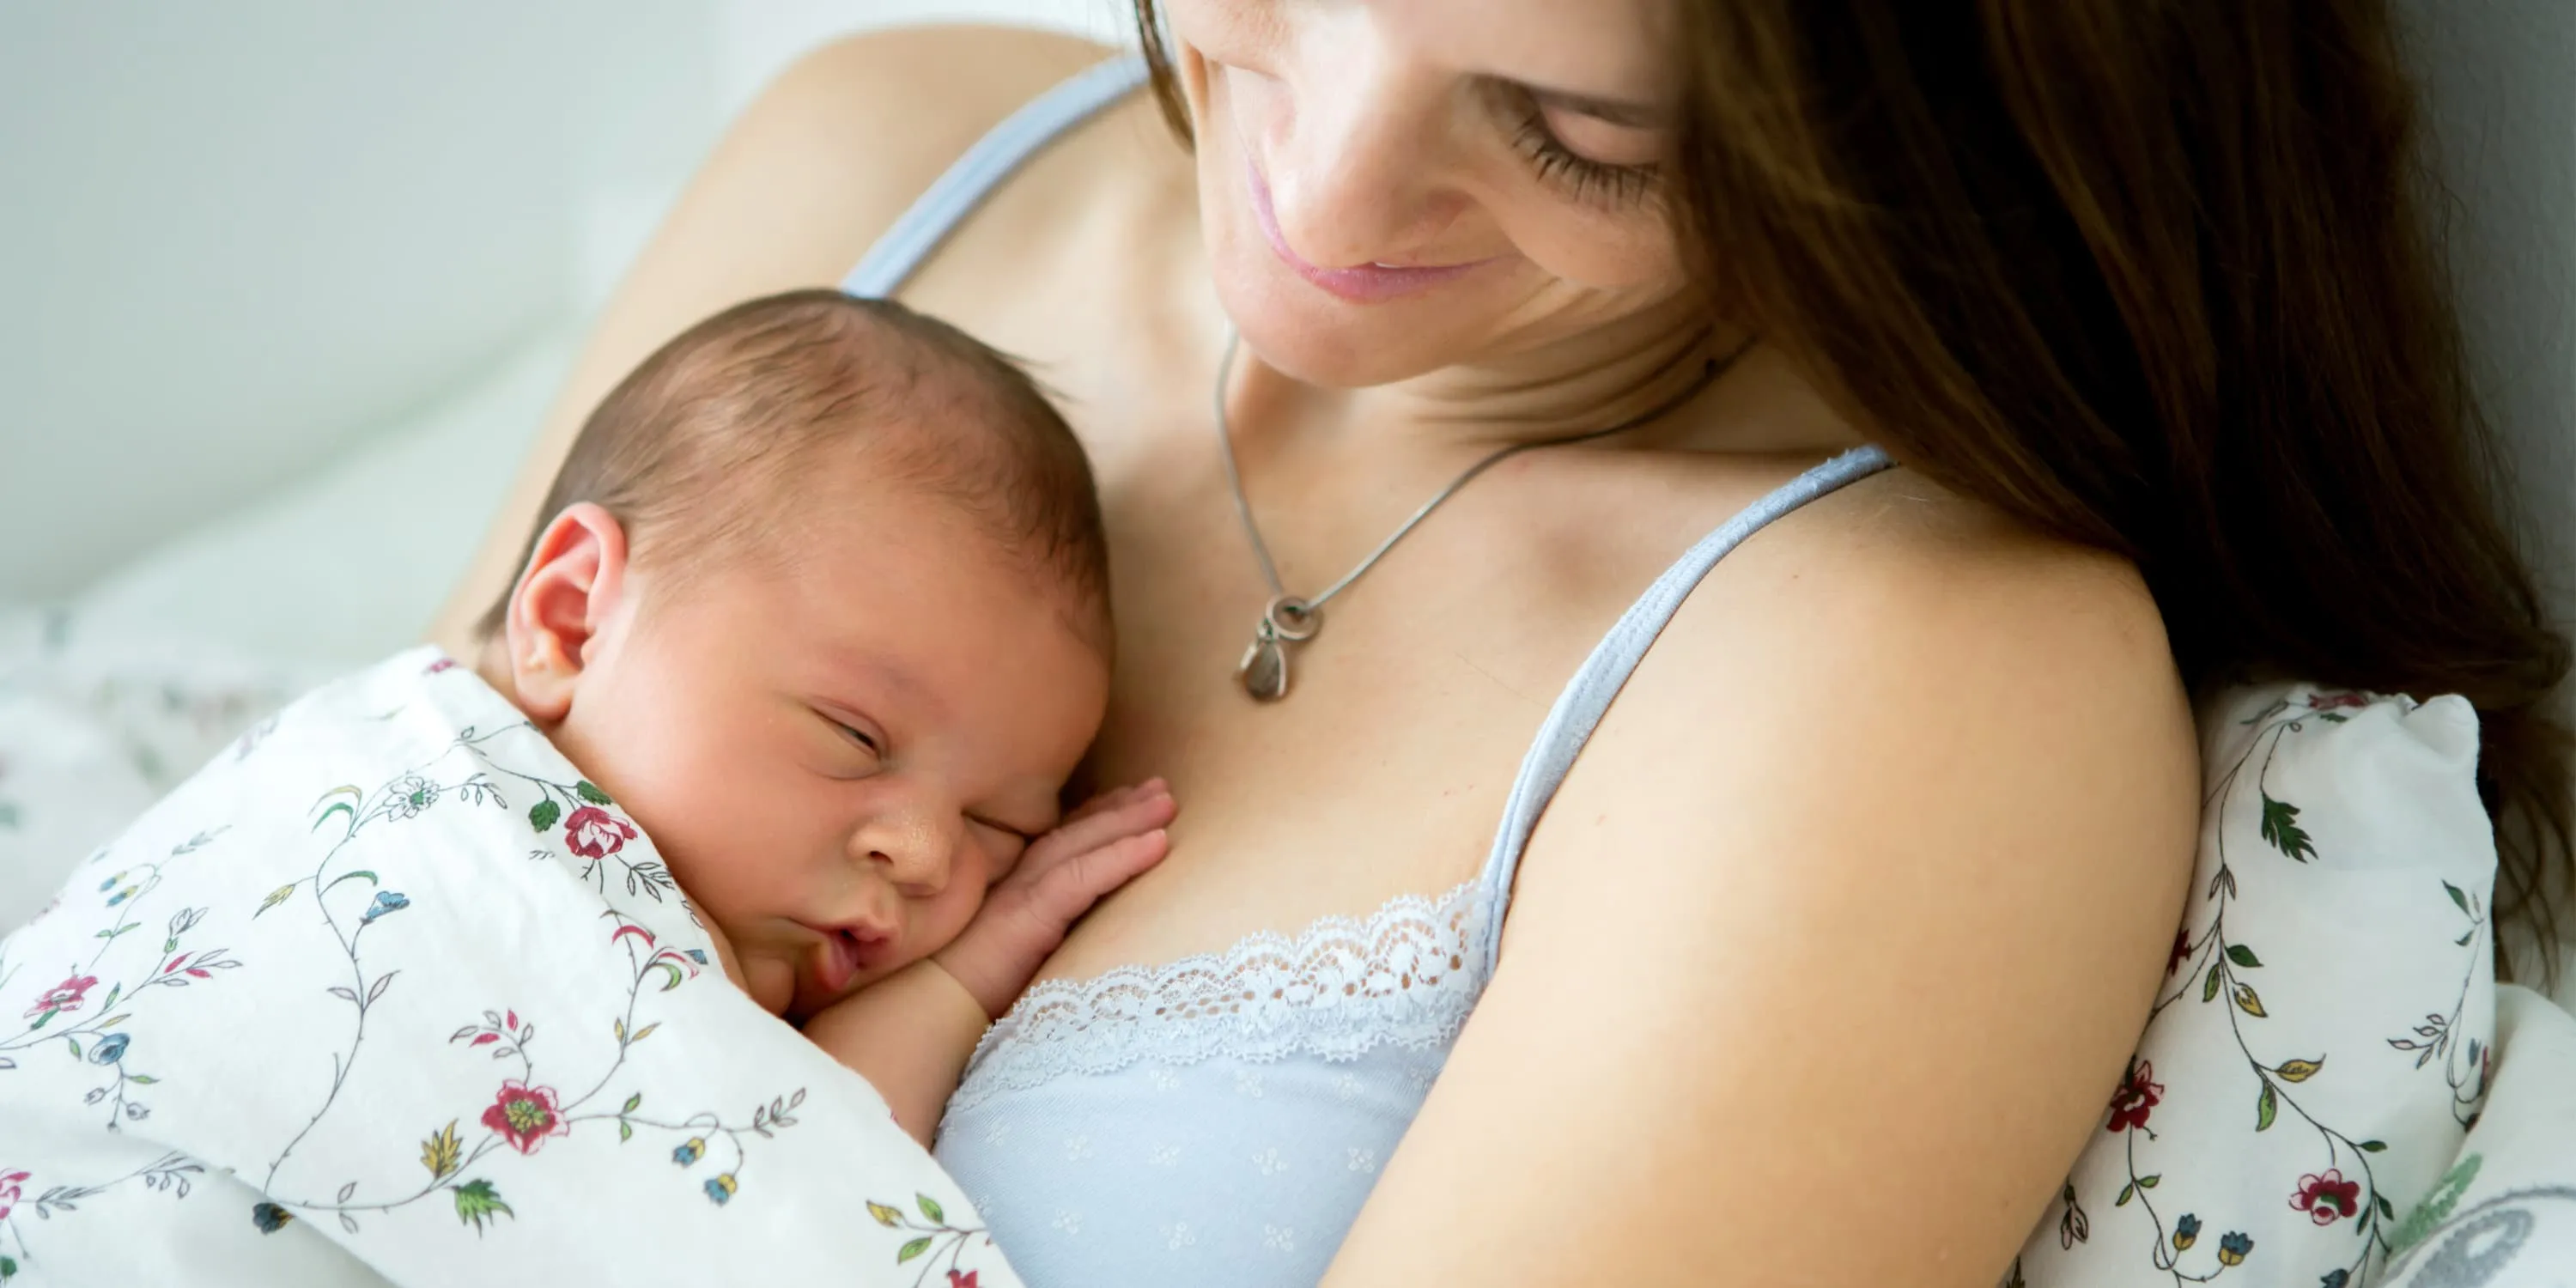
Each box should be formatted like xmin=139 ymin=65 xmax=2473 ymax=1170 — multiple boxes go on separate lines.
xmin=1040 ymin=419 xmax=1779 ymax=981
xmin=892 ymin=115 xmax=1789 ymax=980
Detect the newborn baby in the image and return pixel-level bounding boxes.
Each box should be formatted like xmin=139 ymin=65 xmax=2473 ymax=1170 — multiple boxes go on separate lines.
xmin=465 ymin=289 xmax=1170 ymax=1139
xmin=0 ymin=290 xmax=1144 ymax=1282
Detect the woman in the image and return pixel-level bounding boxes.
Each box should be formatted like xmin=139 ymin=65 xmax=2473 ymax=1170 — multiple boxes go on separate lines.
xmin=438 ymin=1 xmax=2571 ymax=1283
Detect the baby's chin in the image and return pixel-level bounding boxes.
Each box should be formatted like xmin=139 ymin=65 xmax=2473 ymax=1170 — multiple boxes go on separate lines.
xmin=781 ymin=956 xmax=910 ymax=1024
xmin=735 ymin=954 xmax=802 ymax=1019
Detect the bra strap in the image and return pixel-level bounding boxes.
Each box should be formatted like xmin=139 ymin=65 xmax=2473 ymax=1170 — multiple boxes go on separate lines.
xmin=841 ymin=53 xmax=1150 ymax=299
xmin=1471 ymin=446 xmax=1898 ymax=974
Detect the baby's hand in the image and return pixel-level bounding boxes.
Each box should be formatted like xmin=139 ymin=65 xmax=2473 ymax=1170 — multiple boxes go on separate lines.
xmin=933 ymin=780 xmax=1175 ymax=1019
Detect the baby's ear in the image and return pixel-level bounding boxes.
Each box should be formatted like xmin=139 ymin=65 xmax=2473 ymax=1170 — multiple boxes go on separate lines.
xmin=501 ymin=503 xmax=631 ymax=723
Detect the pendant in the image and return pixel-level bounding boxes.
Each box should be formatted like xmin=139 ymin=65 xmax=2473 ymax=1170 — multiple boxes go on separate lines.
xmin=1236 ymin=595 xmax=1321 ymax=702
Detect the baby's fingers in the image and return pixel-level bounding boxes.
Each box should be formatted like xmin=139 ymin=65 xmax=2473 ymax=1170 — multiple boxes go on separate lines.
xmin=1058 ymin=779 xmax=1158 ymax=827
xmin=1026 ymin=781 xmax=1175 ymax=870
xmin=1022 ymin=829 xmax=1170 ymax=928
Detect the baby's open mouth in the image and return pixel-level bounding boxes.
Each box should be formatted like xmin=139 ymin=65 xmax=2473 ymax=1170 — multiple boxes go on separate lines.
xmin=812 ymin=921 xmax=892 ymax=997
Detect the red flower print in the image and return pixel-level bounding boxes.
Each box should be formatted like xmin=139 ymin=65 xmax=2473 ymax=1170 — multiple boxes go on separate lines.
xmin=2290 ymin=1170 xmax=2361 ymax=1225
xmin=423 ymin=658 xmax=458 ymax=676
xmin=2166 ymin=928 xmax=2192 ymax=977
xmin=563 ymin=806 xmax=637 ymax=860
xmin=2106 ymin=1060 xmax=2163 ymax=1133
xmin=948 ymin=1273 xmax=979 ymax=1288
xmin=2306 ymin=692 xmax=2369 ymax=711
xmin=0 ymin=1169 xmax=27 ymax=1222
xmin=481 ymin=1080 xmax=569 ymax=1155
xmin=25 ymin=972 xmax=98 ymax=1019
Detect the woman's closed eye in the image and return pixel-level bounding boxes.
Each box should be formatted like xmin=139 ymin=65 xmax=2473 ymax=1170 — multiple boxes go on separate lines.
xmin=1498 ymin=85 xmax=1665 ymax=208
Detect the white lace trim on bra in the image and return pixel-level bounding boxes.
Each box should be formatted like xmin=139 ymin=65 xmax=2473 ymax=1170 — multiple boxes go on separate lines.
xmin=949 ymin=879 xmax=1488 ymax=1111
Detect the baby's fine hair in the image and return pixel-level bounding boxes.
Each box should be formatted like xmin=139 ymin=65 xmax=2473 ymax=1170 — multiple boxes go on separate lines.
xmin=477 ymin=290 xmax=1109 ymax=642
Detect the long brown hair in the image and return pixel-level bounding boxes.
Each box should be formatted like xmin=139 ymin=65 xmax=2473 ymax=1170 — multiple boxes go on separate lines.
xmin=1133 ymin=0 xmax=2572 ymax=966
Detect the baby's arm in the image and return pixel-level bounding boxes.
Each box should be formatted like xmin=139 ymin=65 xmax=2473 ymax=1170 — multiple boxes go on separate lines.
xmin=802 ymin=781 xmax=1176 ymax=1145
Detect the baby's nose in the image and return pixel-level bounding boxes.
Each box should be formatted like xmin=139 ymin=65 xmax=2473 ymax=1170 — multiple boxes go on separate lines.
xmin=853 ymin=812 xmax=955 ymax=896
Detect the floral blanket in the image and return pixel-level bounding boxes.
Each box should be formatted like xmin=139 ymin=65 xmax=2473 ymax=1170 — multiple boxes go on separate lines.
xmin=0 ymin=647 xmax=1017 ymax=1287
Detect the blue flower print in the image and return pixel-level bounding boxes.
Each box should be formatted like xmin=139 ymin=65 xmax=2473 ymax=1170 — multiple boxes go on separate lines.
xmin=361 ymin=891 xmax=410 ymax=924
xmin=2320 ymin=1271 xmax=2349 ymax=1288
xmin=685 ymin=950 xmax=708 ymax=965
xmin=2171 ymin=1212 xmax=2200 ymax=1250
xmin=88 ymin=1033 xmax=130 ymax=1065
xmin=252 ymin=1201 xmax=295 ymax=1233
xmin=672 ymin=1138 xmax=704 ymax=1166
xmin=2217 ymin=1231 xmax=2253 ymax=1267
xmin=704 ymin=1174 xmax=736 ymax=1205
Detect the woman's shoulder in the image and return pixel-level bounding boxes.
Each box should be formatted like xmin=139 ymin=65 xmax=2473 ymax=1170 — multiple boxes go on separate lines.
xmin=732 ymin=25 xmax=1122 ymax=240
xmin=1717 ymin=464 xmax=2178 ymax=697
xmin=1556 ymin=461 xmax=2199 ymax=891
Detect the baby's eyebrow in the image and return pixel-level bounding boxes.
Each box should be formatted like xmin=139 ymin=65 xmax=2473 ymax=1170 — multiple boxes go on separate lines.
xmin=821 ymin=648 xmax=923 ymax=704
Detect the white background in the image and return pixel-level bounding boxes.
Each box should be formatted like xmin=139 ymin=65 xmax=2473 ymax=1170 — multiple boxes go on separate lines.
xmin=0 ymin=1 xmax=1125 ymax=605
xmin=0 ymin=1 xmax=2568 ymax=661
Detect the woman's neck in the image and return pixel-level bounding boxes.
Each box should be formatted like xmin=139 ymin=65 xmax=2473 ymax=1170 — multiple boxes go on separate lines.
xmin=1223 ymin=299 xmax=1851 ymax=463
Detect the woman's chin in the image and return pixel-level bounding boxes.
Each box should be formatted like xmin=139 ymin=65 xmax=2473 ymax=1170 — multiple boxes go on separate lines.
xmin=1215 ymin=271 xmax=1484 ymax=390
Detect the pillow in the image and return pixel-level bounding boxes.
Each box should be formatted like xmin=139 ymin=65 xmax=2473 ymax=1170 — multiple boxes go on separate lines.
xmin=2381 ymin=983 xmax=2576 ymax=1286
xmin=2008 ymin=683 xmax=2496 ymax=1287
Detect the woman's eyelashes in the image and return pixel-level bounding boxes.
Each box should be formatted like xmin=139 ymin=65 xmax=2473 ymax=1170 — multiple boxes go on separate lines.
xmin=1511 ymin=109 xmax=1660 ymax=207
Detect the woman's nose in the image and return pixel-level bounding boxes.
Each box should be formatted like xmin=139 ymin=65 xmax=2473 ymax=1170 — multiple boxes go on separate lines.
xmin=850 ymin=805 xmax=957 ymax=897
xmin=1255 ymin=29 xmax=1466 ymax=269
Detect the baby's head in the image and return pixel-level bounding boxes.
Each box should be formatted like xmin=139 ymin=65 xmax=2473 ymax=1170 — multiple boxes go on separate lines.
xmin=477 ymin=290 xmax=1110 ymax=1020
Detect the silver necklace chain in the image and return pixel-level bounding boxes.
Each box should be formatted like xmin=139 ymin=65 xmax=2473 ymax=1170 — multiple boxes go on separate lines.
xmin=1212 ymin=327 xmax=1744 ymax=702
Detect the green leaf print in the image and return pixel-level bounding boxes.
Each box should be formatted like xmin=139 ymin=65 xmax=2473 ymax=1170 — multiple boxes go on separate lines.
xmin=530 ymin=799 xmax=561 ymax=832
xmin=2225 ymin=945 xmax=2263 ymax=969
xmin=2258 ymin=793 xmax=2315 ymax=861
xmin=2255 ymin=1081 xmax=2277 ymax=1132
xmin=575 ymin=781 xmax=614 ymax=805
xmin=897 ymin=1237 xmax=933 ymax=1264
xmin=452 ymin=1179 xmax=513 ymax=1233
xmin=917 ymin=1194 xmax=945 ymax=1223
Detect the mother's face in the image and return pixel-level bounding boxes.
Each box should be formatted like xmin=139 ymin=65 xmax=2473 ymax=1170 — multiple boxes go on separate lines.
xmin=1168 ymin=0 xmax=1693 ymax=386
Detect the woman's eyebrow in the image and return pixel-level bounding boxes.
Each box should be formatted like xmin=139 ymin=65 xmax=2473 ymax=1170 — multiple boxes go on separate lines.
xmin=1522 ymin=82 xmax=1670 ymax=129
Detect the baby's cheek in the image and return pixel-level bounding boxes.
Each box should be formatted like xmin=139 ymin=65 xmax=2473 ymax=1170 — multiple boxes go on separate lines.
xmin=738 ymin=951 xmax=797 ymax=1017
xmin=923 ymin=884 xmax=989 ymax=957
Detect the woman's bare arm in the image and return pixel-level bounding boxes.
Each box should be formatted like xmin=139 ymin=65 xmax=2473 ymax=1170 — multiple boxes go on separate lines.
xmin=428 ymin=25 xmax=1110 ymax=652
xmin=1326 ymin=496 xmax=2201 ymax=1286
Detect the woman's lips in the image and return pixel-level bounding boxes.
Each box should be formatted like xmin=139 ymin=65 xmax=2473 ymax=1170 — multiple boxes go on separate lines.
xmin=1246 ymin=161 xmax=1491 ymax=303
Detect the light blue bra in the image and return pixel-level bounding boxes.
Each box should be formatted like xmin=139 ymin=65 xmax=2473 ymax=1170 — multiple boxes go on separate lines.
xmin=846 ymin=53 xmax=1893 ymax=1288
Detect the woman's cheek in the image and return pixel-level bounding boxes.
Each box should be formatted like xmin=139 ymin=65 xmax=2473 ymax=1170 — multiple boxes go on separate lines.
xmin=1505 ymin=205 xmax=1688 ymax=292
